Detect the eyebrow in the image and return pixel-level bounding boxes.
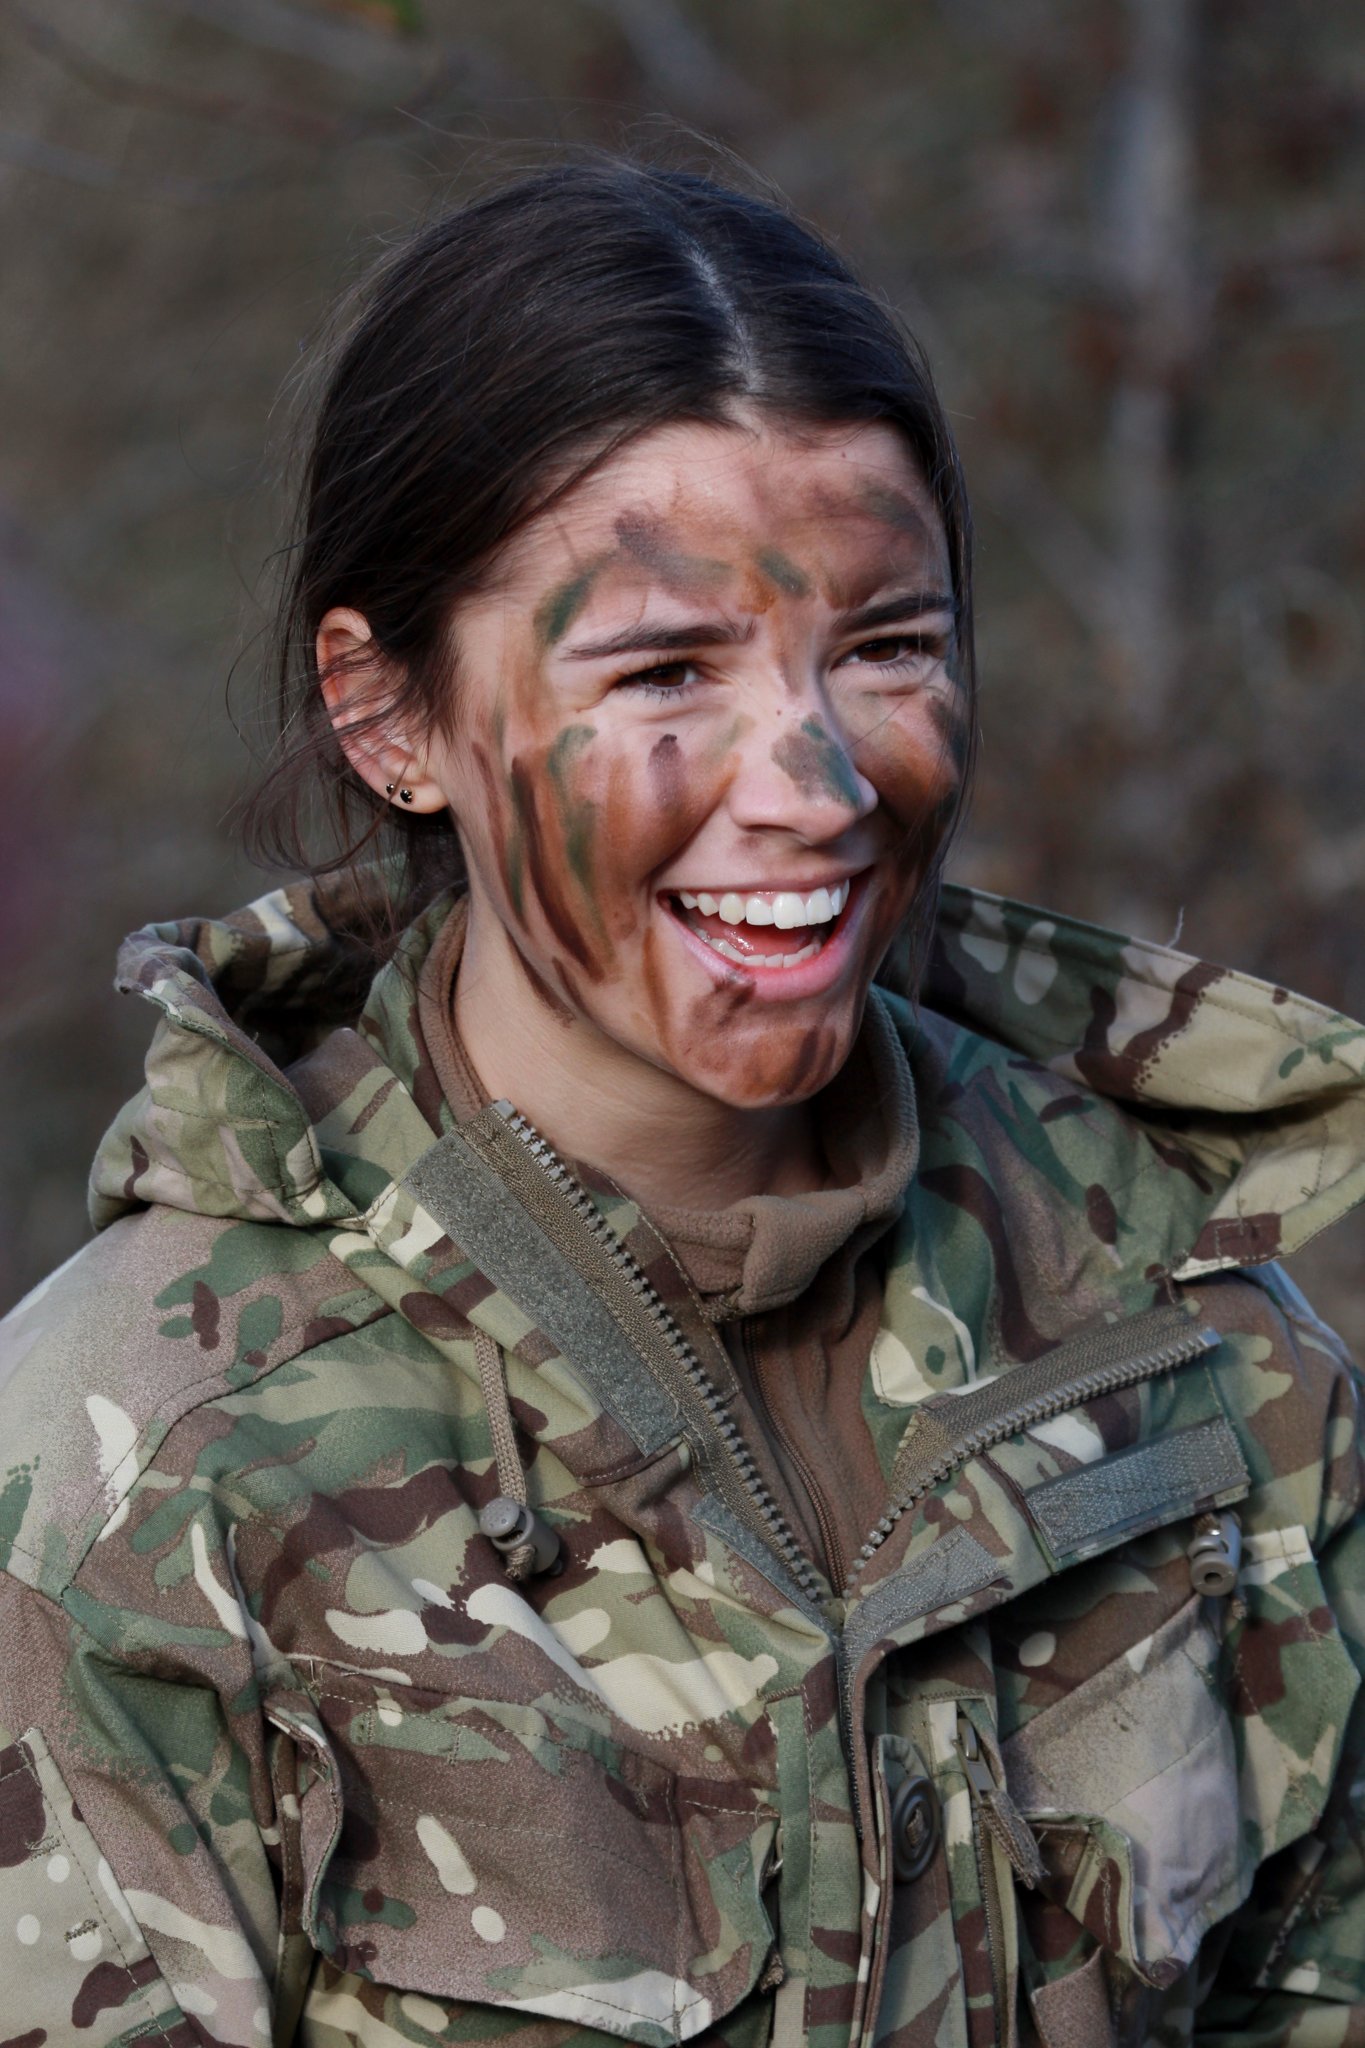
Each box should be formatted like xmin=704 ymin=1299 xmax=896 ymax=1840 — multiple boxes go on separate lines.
xmin=562 ymin=589 xmax=955 ymax=663
xmin=563 ymin=618 xmax=756 ymax=660
xmin=840 ymin=589 xmax=957 ymax=633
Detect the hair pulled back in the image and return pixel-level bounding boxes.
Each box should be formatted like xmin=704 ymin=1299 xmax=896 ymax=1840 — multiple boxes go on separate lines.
xmin=248 ymin=156 xmax=976 ymax=956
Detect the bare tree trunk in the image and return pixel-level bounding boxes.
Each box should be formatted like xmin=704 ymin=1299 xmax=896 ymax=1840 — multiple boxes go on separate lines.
xmin=1105 ymin=0 xmax=1198 ymax=734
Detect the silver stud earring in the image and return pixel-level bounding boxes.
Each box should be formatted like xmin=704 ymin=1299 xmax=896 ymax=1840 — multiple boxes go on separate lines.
xmin=399 ymin=787 xmax=414 ymax=804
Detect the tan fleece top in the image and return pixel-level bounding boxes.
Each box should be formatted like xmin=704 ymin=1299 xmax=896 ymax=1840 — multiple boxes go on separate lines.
xmin=417 ymin=904 xmax=919 ymax=1589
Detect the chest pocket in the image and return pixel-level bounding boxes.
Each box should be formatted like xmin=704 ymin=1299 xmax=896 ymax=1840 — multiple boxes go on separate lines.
xmin=1000 ymin=1525 xmax=1360 ymax=1996
xmin=268 ymin=1682 xmax=780 ymax=2047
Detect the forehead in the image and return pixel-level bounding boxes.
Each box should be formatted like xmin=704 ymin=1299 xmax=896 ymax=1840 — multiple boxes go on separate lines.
xmin=491 ymin=416 xmax=950 ymax=604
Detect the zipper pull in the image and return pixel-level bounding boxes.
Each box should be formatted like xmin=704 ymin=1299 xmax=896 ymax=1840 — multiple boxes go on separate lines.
xmin=955 ymin=1711 xmax=1045 ymax=1891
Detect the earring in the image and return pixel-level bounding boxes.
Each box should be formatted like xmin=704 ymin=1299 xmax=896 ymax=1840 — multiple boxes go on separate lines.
xmin=399 ymin=787 xmax=414 ymax=805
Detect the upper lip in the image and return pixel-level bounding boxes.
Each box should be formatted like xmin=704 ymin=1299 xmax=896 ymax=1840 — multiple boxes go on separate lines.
xmin=659 ymin=869 xmax=865 ymax=896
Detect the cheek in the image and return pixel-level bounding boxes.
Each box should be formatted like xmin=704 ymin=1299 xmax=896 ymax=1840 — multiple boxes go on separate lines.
xmin=851 ymin=686 xmax=967 ymax=842
xmin=488 ymin=721 xmax=740 ymax=971
xmin=584 ymin=727 xmax=740 ymax=933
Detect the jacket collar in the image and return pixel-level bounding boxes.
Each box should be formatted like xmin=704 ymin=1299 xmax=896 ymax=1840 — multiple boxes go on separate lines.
xmin=90 ymin=870 xmax=1365 ymax=1279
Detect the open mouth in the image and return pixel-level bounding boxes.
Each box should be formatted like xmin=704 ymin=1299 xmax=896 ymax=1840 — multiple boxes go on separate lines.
xmin=662 ymin=878 xmax=856 ymax=971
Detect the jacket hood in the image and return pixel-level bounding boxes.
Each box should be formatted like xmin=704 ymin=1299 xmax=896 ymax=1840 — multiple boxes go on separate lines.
xmin=90 ymin=869 xmax=1365 ymax=1280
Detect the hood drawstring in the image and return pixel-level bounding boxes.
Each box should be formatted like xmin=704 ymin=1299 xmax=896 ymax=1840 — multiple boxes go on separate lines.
xmin=473 ymin=1328 xmax=562 ymax=1580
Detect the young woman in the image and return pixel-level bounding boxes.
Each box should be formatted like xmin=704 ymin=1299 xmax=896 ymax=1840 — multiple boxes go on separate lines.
xmin=1 ymin=160 xmax=1363 ymax=2048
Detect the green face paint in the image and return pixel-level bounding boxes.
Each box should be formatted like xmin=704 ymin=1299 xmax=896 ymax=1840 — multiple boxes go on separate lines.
xmin=544 ymin=724 xmax=610 ymax=942
xmin=613 ymin=513 xmax=731 ymax=594
xmin=546 ymin=723 xmax=596 ymax=883
xmin=754 ymin=547 xmax=812 ymax=598
xmin=856 ymin=478 xmax=937 ymax=542
xmin=533 ymin=566 xmax=601 ymax=649
xmin=772 ymin=716 xmax=863 ymax=810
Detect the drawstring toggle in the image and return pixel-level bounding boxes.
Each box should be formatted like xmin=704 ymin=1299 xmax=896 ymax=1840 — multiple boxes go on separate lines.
xmin=479 ymin=1496 xmax=563 ymax=1578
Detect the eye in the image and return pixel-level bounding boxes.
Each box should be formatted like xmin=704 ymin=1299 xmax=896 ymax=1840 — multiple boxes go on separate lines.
xmin=841 ymin=632 xmax=949 ymax=671
xmin=614 ymin=661 xmax=701 ymax=699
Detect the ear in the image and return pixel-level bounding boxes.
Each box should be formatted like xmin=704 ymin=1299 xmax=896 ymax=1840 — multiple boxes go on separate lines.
xmin=317 ymin=607 xmax=448 ymax=814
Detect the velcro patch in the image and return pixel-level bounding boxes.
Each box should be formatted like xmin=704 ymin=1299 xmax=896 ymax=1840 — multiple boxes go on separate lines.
xmin=1023 ymin=1416 xmax=1249 ymax=1565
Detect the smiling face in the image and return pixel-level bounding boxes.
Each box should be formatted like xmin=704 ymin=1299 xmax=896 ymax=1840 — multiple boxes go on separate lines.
xmin=413 ymin=415 xmax=967 ymax=1113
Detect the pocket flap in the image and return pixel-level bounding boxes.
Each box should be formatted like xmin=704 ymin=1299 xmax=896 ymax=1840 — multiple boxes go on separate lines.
xmin=289 ymin=1689 xmax=779 ymax=2046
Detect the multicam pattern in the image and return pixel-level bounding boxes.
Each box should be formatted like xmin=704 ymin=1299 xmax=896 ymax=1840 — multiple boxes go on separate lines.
xmin=1 ymin=868 xmax=1364 ymax=2047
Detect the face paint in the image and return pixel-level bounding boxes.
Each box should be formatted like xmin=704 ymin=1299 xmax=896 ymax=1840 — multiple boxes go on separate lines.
xmin=472 ymin=740 xmax=524 ymax=921
xmin=507 ymin=752 xmax=601 ymax=980
xmin=648 ymin=733 xmax=684 ymax=811
xmin=613 ymin=511 xmax=731 ymax=595
xmin=856 ymin=477 xmax=937 ymax=543
xmin=772 ymin=717 xmax=865 ymax=810
xmin=545 ymin=724 xmax=601 ymax=896
xmin=754 ymin=546 xmax=812 ymax=598
xmin=533 ymin=565 xmax=602 ymax=649
xmin=426 ymin=417 xmax=965 ymax=1130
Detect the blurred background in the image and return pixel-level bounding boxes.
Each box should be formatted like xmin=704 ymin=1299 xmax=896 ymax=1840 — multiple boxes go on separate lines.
xmin=1 ymin=0 xmax=1362 ymax=1345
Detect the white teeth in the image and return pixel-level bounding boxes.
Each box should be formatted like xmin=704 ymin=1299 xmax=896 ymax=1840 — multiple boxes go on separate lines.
xmin=670 ymin=879 xmax=853 ymax=928
xmin=700 ymin=931 xmax=822 ymax=970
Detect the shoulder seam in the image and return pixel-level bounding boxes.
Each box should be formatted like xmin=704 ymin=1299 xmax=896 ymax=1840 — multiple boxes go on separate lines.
xmin=38 ymin=1271 xmax=394 ymax=1594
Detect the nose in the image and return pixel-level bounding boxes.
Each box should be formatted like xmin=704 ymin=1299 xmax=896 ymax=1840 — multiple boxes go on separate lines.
xmin=725 ymin=694 xmax=878 ymax=844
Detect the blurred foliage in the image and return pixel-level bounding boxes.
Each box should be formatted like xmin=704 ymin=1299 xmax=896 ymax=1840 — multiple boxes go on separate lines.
xmin=0 ymin=0 xmax=1361 ymax=1346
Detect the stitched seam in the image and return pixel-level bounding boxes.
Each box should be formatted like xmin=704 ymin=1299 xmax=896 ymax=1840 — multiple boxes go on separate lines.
xmin=53 ymin=1285 xmax=391 ymax=1579
xmin=23 ymin=1731 xmax=174 ymax=2031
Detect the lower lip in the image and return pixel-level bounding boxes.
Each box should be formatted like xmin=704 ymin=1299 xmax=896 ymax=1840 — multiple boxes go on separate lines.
xmin=660 ymin=877 xmax=869 ymax=1002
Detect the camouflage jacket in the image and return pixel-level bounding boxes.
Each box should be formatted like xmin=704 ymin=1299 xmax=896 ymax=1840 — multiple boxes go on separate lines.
xmin=2 ymin=874 xmax=1365 ymax=2048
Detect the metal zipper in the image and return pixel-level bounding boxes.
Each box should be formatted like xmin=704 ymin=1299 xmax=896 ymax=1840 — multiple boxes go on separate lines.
xmin=487 ymin=1103 xmax=1218 ymax=1750
xmin=835 ymin=1310 xmax=1219 ymax=1751
xmin=956 ymin=1713 xmax=1010 ymax=2038
xmin=846 ymin=1313 xmax=1219 ymax=1587
xmin=490 ymin=1102 xmax=826 ymax=1607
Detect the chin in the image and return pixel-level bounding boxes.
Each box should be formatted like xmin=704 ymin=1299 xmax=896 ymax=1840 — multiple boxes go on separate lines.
xmin=676 ymin=1018 xmax=856 ymax=1111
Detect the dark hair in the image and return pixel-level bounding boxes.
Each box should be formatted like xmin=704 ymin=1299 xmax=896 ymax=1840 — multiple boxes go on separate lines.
xmin=247 ymin=155 xmax=977 ymax=970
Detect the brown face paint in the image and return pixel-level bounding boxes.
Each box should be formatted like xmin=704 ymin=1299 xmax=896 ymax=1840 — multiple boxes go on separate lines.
xmin=473 ymin=741 xmax=524 ymax=921
xmin=555 ymin=960 xmax=586 ymax=1013
xmin=508 ymin=754 xmax=601 ymax=981
xmin=510 ymin=945 xmax=574 ymax=1023
xmin=772 ymin=717 xmax=864 ymax=810
xmin=648 ymin=733 xmax=684 ymax=811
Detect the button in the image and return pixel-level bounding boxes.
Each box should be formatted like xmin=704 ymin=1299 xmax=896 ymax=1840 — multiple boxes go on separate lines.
xmin=890 ymin=1772 xmax=940 ymax=1883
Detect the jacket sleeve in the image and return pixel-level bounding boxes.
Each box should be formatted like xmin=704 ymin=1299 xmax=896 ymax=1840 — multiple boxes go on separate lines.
xmin=1194 ymin=1275 xmax=1365 ymax=2047
xmin=0 ymin=1569 xmax=281 ymax=2048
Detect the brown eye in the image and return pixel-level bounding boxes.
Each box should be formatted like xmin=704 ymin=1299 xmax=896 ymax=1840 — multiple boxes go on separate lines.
xmin=616 ymin=661 xmax=701 ymax=697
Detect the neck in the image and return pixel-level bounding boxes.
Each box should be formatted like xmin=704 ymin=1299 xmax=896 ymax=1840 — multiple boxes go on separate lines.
xmin=453 ymin=917 xmax=824 ymax=1210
